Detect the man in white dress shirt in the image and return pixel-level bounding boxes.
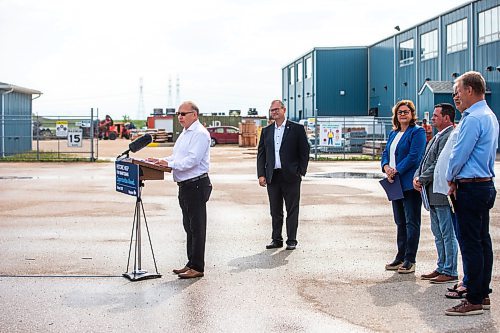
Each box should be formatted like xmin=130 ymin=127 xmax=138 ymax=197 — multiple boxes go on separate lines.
xmin=148 ymin=101 xmax=211 ymax=279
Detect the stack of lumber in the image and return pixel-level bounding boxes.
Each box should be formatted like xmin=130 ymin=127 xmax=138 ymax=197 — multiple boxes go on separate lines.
xmin=362 ymin=140 xmax=386 ymax=156
xmin=154 ymin=129 xmax=169 ymax=143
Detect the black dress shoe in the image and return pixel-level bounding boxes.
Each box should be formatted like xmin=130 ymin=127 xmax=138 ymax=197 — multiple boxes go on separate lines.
xmin=286 ymin=244 xmax=296 ymax=250
xmin=266 ymin=241 xmax=283 ymax=249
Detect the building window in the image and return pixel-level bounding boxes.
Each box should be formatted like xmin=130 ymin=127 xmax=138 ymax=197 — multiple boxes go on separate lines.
xmin=305 ymin=57 xmax=312 ymax=79
xmin=297 ymin=62 xmax=303 ymax=82
xmin=421 ymin=30 xmax=438 ymax=60
xmin=479 ymin=5 xmax=500 ymax=44
xmin=289 ymin=66 xmax=295 ymax=85
xmin=446 ymin=18 xmax=468 ymax=53
xmin=399 ymin=39 xmax=414 ymax=66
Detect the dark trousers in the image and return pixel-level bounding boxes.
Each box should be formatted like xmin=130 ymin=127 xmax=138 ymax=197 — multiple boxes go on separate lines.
xmin=391 ymin=189 xmax=422 ymax=263
xmin=178 ymin=177 xmax=212 ymax=272
xmin=450 ymin=199 xmax=469 ymax=287
xmin=455 ymin=181 xmax=496 ymax=304
xmin=267 ymin=169 xmax=301 ymax=245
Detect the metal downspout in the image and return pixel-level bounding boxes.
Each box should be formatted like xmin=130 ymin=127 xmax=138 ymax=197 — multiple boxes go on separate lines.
xmin=1 ymin=88 xmax=14 ymax=158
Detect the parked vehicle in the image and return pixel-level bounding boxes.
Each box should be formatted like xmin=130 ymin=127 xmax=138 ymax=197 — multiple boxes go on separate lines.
xmin=207 ymin=126 xmax=239 ymax=147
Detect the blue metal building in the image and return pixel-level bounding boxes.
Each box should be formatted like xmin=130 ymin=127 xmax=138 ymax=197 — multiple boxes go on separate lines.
xmin=282 ymin=47 xmax=368 ymax=121
xmin=0 ymin=82 xmax=42 ymax=157
xmin=284 ymin=0 xmax=500 ymax=121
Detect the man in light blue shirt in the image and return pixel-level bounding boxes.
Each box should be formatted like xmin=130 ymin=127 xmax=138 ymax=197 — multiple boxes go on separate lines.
xmin=445 ymin=71 xmax=498 ymax=316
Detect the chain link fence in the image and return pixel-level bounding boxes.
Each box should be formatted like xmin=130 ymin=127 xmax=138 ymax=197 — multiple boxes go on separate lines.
xmin=304 ymin=116 xmax=393 ymax=160
xmin=0 ymin=109 xmax=100 ymax=161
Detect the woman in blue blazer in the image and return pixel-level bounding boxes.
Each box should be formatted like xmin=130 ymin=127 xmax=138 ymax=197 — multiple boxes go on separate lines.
xmin=381 ymin=100 xmax=426 ymax=273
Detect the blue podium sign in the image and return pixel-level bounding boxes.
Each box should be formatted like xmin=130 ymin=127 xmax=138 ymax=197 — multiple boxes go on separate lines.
xmin=115 ymin=160 xmax=139 ymax=197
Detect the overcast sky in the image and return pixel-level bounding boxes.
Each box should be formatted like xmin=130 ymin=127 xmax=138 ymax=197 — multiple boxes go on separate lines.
xmin=0 ymin=0 xmax=464 ymax=120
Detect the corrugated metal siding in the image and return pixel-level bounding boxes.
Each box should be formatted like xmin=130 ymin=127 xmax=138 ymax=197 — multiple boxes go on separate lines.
xmin=315 ymin=48 xmax=367 ymax=117
xmin=1 ymin=92 xmax=32 ymax=156
xmin=283 ymin=0 xmax=499 ymax=124
xmin=294 ymin=59 xmax=304 ymax=120
xmin=283 ymin=52 xmax=315 ymax=121
xmin=441 ymin=7 xmax=470 ymax=80
xmin=419 ymin=89 xmax=434 ymax=119
xmin=303 ymin=53 xmax=314 ymax=120
xmin=475 ymin=0 xmax=500 ymax=119
xmin=282 ymin=68 xmax=288 ymax=117
xmin=416 ymin=19 xmax=440 ymax=118
xmin=395 ymin=30 xmax=417 ymax=104
xmin=369 ymin=38 xmax=394 ymax=117
xmin=417 ymin=20 xmax=440 ymax=80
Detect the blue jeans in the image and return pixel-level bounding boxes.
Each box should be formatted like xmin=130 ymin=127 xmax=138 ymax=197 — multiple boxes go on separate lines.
xmin=430 ymin=205 xmax=458 ymax=276
xmin=455 ymin=181 xmax=496 ymax=305
xmin=391 ymin=189 xmax=422 ymax=263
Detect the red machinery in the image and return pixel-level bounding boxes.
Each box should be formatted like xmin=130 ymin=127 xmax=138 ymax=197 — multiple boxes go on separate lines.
xmin=98 ymin=115 xmax=118 ymax=140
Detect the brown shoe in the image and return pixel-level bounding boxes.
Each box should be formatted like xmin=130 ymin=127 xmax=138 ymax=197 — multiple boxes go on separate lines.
xmin=429 ymin=274 xmax=459 ymax=284
xmin=421 ymin=270 xmax=440 ymax=280
xmin=178 ymin=269 xmax=204 ymax=279
xmin=483 ymin=297 xmax=490 ymax=310
xmin=172 ymin=266 xmax=190 ymax=275
xmin=385 ymin=260 xmax=403 ymax=271
xmin=397 ymin=261 xmax=415 ymax=274
xmin=445 ymin=300 xmax=483 ymax=316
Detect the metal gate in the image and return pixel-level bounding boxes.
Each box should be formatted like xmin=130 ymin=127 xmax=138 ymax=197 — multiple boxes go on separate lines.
xmin=1 ymin=108 xmax=100 ymax=161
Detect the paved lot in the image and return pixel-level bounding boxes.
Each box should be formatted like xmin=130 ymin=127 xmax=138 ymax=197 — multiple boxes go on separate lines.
xmin=0 ymin=140 xmax=499 ymax=332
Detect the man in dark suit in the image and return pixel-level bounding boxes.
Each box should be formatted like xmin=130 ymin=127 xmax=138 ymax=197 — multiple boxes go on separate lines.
xmin=413 ymin=103 xmax=458 ymax=284
xmin=257 ymin=100 xmax=310 ymax=250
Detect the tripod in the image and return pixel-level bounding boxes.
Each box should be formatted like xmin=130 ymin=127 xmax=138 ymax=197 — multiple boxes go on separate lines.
xmin=123 ymin=180 xmax=161 ymax=281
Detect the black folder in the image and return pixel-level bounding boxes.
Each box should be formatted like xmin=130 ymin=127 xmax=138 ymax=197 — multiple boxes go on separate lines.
xmin=379 ymin=174 xmax=404 ymax=201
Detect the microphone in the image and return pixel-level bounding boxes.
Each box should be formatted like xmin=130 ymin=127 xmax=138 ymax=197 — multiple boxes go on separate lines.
xmin=117 ymin=134 xmax=153 ymax=159
xmin=129 ymin=133 xmax=153 ymax=153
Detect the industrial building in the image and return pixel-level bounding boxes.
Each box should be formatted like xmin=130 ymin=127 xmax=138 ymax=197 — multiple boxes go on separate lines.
xmin=0 ymin=82 xmax=42 ymax=157
xmin=283 ymin=0 xmax=499 ymax=121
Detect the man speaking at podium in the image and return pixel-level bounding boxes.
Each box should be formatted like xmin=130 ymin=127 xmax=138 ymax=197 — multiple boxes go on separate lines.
xmin=147 ymin=101 xmax=212 ymax=279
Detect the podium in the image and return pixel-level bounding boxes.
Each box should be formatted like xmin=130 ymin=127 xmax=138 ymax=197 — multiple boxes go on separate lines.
xmin=115 ymin=158 xmax=171 ymax=281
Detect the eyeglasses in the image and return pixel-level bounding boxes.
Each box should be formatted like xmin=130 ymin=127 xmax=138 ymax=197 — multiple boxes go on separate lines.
xmin=176 ymin=111 xmax=194 ymax=117
xmin=269 ymin=107 xmax=282 ymax=113
xmin=397 ymin=110 xmax=411 ymax=115
xmin=452 ymin=92 xmax=458 ymax=97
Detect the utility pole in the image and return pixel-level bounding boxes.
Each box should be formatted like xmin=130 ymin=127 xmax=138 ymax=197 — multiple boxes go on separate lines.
xmin=175 ymin=75 xmax=180 ymax=106
xmin=168 ymin=76 xmax=173 ymax=108
xmin=137 ymin=77 xmax=145 ymax=120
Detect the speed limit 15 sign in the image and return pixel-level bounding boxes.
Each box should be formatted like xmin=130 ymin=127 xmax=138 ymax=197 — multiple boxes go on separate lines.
xmin=67 ymin=128 xmax=83 ymax=147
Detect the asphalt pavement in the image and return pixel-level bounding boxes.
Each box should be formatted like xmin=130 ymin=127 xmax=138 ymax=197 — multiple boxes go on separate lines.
xmin=0 ymin=142 xmax=499 ymax=332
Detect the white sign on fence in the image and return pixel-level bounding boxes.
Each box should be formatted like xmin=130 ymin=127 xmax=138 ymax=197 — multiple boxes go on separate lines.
xmin=320 ymin=124 xmax=342 ymax=147
xmin=56 ymin=121 xmax=68 ymax=137
xmin=67 ymin=128 xmax=83 ymax=147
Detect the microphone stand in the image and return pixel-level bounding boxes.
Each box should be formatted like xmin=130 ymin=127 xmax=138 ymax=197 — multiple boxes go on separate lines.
xmin=116 ymin=149 xmax=130 ymax=160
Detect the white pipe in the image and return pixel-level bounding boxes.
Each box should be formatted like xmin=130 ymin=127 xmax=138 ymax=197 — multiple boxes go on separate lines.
xmin=1 ymin=88 xmax=14 ymax=158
